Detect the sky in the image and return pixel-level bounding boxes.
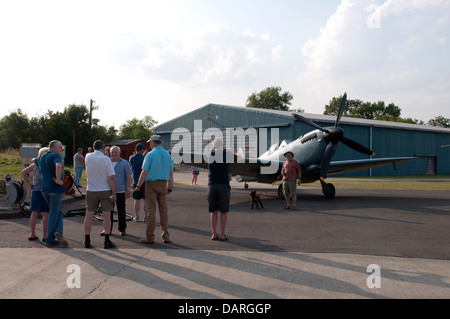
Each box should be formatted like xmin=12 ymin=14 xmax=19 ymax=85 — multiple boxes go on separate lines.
xmin=1 ymin=0 xmax=449 ymax=129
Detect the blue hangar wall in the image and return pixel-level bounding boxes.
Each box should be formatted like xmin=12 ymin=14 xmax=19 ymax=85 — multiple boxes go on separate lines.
xmin=154 ymin=103 xmax=450 ymax=177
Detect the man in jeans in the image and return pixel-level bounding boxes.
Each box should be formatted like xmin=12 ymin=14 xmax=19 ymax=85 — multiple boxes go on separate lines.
xmin=39 ymin=140 xmax=68 ymax=247
xmin=73 ymin=147 xmax=85 ymax=187
xmin=134 ymin=135 xmax=173 ymax=244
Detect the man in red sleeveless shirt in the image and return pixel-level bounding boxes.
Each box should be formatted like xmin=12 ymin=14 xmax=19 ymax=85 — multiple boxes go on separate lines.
xmin=282 ymin=151 xmax=302 ymax=210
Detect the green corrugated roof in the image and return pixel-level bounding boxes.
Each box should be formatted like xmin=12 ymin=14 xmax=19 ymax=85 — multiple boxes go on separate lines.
xmin=154 ymin=103 xmax=450 ymax=134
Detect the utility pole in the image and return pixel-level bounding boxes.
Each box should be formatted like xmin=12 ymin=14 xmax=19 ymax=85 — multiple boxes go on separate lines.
xmin=89 ymin=99 xmax=94 ymax=127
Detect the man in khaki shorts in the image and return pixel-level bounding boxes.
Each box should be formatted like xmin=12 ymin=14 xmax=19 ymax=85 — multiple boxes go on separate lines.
xmin=83 ymin=140 xmax=116 ymax=249
xmin=282 ymin=151 xmax=302 ymax=210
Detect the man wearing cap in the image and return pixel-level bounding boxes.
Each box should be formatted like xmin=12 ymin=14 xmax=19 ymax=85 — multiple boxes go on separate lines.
xmin=134 ymin=135 xmax=173 ymax=244
xmin=282 ymin=151 xmax=302 ymax=210
xmin=129 ymin=143 xmax=147 ymax=222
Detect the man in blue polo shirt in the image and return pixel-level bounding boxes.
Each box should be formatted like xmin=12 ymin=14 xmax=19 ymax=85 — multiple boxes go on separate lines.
xmin=134 ymin=135 xmax=173 ymax=244
xmin=39 ymin=140 xmax=68 ymax=247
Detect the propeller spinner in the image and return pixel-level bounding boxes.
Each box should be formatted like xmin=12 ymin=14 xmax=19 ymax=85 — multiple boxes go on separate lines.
xmin=292 ymin=93 xmax=375 ymax=182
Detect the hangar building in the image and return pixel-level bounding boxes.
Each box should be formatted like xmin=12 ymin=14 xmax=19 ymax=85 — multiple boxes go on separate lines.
xmin=153 ymin=103 xmax=450 ymax=177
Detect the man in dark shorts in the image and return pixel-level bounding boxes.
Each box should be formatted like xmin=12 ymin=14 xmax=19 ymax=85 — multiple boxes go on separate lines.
xmin=207 ymin=138 xmax=239 ymax=241
xmin=129 ymin=143 xmax=147 ymax=222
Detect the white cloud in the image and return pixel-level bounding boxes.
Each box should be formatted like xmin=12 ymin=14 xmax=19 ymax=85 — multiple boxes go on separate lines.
xmin=298 ymin=0 xmax=450 ymax=120
xmin=243 ymin=29 xmax=257 ymax=37
xmin=370 ymin=0 xmax=444 ymax=17
xmin=271 ymin=44 xmax=283 ymax=62
xmin=120 ymin=23 xmax=283 ymax=87
xmin=261 ymin=32 xmax=271 ymax=40
xmin=199 ymin=47 xmax=236 ymax=83
xmin=1 ymin=0 xmax=449 ymax=129
xmin=301 ymin=0 xmax=356 ymax=74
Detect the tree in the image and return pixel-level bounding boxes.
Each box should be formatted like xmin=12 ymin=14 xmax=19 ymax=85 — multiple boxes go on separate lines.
xmin=246 ymin=86 xmax=294 ymax=111
xmin=0 ymin=104 xmax=119 ymax=164
xmin=0 ymin=109 xmax=33 ymax=150
xmin=91 ymin=125 xmax=118 ymax=145
xmin=119 ymin=116 xmax=158 ymax=139
xmin=324 ymin=96 xmax=421 ymax=124
xmin=428 ymin=116 xmax=450 ymax=128
xmin=34 ymin=105 xmax=98 ymax=165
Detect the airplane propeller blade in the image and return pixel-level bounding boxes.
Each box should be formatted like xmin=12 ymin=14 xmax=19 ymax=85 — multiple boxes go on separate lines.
xmin=320 ymin=142 xmax=335 ymax=180
xmin=292 ymin=92 xmax=374 ymax=185
xmin=292 ymin=113 xmax=328 ymax=133
xmin=334 ymin=93 xmax=347 ymax=127
xmin=340 ymin=137 xmax=375 ymax=156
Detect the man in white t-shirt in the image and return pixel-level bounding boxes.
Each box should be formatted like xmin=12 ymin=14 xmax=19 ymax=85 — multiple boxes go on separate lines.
xmin=83 ymin=140 xmax=116 ymax=249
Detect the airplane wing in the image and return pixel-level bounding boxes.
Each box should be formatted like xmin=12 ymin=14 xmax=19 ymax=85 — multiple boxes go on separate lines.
xmin=227 ymin=156 xmax=420 ymax=182
xmin=176 ymin=152 xmax=419 ymax=183
xmin=323 ymin=157 xmax=420 ymax=176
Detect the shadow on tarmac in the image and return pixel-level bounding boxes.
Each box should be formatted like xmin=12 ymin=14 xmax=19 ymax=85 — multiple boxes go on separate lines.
xmin=2 ymin=177 xmax=450 ymax=298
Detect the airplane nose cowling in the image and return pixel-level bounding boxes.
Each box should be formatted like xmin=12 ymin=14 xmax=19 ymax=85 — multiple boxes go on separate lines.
xmin=323 ymin=127 xmax=344 ymax=144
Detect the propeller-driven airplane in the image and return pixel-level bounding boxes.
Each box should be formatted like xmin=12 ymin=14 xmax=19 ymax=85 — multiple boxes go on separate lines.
xmin=179 ymin=93 xmax=419 ymax=199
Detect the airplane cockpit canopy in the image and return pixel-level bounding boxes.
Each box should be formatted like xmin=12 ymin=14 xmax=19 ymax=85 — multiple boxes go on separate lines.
xmin=267 ymin=142 xmax=279 ymax=155
xmin=265 ymin=140 xmax=291 ymax=156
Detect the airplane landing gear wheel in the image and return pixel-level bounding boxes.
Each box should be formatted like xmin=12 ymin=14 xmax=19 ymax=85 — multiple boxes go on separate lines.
xmin=277 ymin=184 xmax=284 ymax=199
xmin=323 ymin=183 xmax=335 ymax=199
xmin=19 ymin=201 xmax=31 ymax=218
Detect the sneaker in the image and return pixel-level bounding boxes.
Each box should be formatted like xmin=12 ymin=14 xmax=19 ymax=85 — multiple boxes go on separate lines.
xmin=133 ymin=217 xmax=140 ymax=222
xmin=54 ymin=232 xmax=68 ymax=248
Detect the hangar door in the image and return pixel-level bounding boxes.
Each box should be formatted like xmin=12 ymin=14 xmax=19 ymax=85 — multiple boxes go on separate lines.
xmin=425 ymin=156 xmax=437 ymax=175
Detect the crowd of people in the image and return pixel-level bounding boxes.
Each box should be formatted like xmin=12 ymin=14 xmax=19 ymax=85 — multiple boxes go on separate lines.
xmin=21 ymin=136 xmax=302 ymax=249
